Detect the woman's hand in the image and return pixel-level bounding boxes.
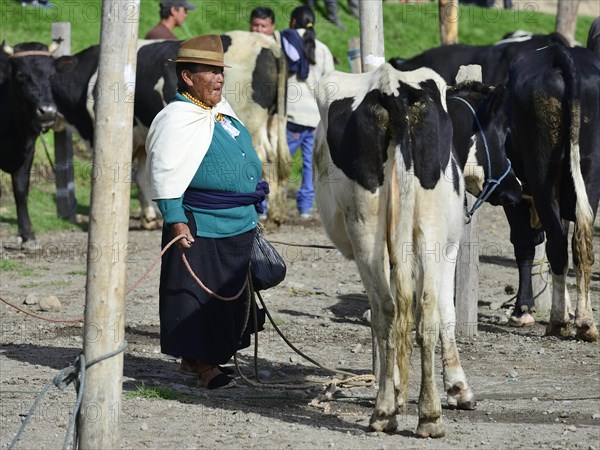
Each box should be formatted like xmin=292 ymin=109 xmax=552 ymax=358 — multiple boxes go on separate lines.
xmin=172 ymin=222 xmax=195 ymax=250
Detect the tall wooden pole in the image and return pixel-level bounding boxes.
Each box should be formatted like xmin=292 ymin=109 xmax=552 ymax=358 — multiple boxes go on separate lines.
xmin=79 ymin=1 xmax=140 ymax=448
xmin=454 ymin=67 xmax=482 ymax=338
xmin=455 ymin=195 xmax=479 ymax=337
xmin=359 ymin=0 xmax=385 ymax=73
xmin=556 ymin=0 xmax=580 ymax=46
xmin=359 ymin=0 xmax=385 ymax=378
xmin=439 ymin=0 xmax=459 ymax=45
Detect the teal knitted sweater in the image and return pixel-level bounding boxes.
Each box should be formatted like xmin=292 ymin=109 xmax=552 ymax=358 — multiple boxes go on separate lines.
xmin=156 ymin=96 xmax=261 ymax=238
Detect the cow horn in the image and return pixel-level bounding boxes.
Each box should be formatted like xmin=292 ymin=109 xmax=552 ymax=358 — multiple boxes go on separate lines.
xmin=48 ymin=41 xmax=59 ymax=54
xmin=2 ymin=41 xmax=14 ymax=56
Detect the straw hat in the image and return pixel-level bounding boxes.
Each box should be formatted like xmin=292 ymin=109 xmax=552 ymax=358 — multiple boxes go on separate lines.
xmin=171 ymin=35 xmax=230 ymax=67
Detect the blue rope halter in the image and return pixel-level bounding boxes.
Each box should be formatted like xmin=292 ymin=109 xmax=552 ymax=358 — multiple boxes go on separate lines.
xmin=449 ymin=96 xmax=512 ymax=222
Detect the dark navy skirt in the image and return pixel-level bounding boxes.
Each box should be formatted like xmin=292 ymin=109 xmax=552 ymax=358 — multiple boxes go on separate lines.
xmin=159 ymin=213 xmax=263 ymax=365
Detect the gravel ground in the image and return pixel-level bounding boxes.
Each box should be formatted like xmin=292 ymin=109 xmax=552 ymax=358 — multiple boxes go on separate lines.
xmin=1 ymin=201 xmax=599 ymax=449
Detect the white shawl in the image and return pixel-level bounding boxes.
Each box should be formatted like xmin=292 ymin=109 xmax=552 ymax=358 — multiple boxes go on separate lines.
xmin=146 ymin=97 xmax=241 ymax=200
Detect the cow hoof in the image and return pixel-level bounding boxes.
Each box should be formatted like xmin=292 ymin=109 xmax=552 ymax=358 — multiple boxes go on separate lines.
xmin=369 ymin=412 xmax=398 ymax=432
xmin=21 ymin=238 xmax=38 ymax=252
xmin=446 ymin=388 xmax=476 ymax=410
xmin=416 ymin=418 xmax=445 ymax=438
xmin=545 ymin=322 xmax=571 ymax=338
xmin=141 ymin=218 xmax=162 ymax=230
xmin=447 ymin=396 xmax=477 ymax=410
xmin=509 ymin=313 xmax=535 ymax=327
xmin=575 ymin=323 xmax=599 ymax=342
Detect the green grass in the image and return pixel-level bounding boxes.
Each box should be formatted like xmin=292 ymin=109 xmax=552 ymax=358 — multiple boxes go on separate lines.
xmin=0 ymin=1 xmax=595 ymax=68
xmin=0 ymin=0 xmax=596 ymax=237
xmin=66 ymin=269 xmax=87 ymax=276
xmin=0 ymin=259 xmax=35 ymax=276
xmin=19 ymin=279 xmax=71 ymax=288
xmin=124 ymin=382 xmax=189 ymax=401
xmin=0 ymin=259 xmax=23 ymax=272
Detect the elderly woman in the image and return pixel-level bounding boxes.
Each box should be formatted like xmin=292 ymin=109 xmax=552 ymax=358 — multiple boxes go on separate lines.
xmin=146 ymin=35 xmax=266 ymax=390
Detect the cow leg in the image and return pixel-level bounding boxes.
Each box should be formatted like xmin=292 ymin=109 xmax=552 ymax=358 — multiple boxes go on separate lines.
xmin=414 ymin=255 xmax=445 ymax=439
xmin=368 ymin=286 xmax=399 ymax=433
xmin=438 ymin=243 xmax=476 ymax=411
xmin=345 ymin=218 xmax=398 ymax=432
xmin=12 ymin=151 xmax=36 ymax=245
xmin=133 ymin=147 xmax=161 ymax=230
xmin=542 ymin=214 xmax=571 ymax=337
xmin=252 ymin=122 xmax=287 ymax=225
xmin=504 ymin=203 xmax=544 ymax=325
xmin=572 ymin=225 xmax=599 ymax=342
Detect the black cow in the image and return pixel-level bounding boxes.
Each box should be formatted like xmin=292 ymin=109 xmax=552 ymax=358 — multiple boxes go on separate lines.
xmin=446 ymin=81 xmax=521 ymax=208
xmin=0 ymin=41 xmax=58 ymax=244
xmin=587 ymin=16 xmax=600 ymax=58
xmin=504 ymin=45 xmax=600 ymax=342
xmin=52 ymin=32 xmax=288 ymax=229
xmin=389 ymin=32 xmax=569 ymax=85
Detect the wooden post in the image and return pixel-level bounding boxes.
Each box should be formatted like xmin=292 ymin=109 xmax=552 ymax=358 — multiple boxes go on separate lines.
xmin=439 ymin=0 xmax=459 ymax=45
xmin=359 ymin=0 xmax=385 ymax=73
xmin=52 ymin=22 xmax=77 ymax=221
xmin=78 ymin=1 xmax=140 ymax=448
xmin=347 ymin=37 xmax=361 ymax=74
xmin=455 ymin=195 xmax=479 ymax=337
xmin=556 ymin=0 xmax=580 ymax=46
xmin=359 ymin=0 xmax=385 ymax=378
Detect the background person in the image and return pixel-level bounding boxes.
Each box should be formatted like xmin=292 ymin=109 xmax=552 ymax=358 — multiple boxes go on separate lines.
xmin=249 ymin=6 xmax=281 ymax=43
xmin=145 ymin=0 xmax=196 ymax=40
xmin=304 ymin=0 xmax=345 ymax=30
xmin=281 ymin=6 xmax=335 ymax=219
xmin=146 ymin=35 xmax=266 ymax=390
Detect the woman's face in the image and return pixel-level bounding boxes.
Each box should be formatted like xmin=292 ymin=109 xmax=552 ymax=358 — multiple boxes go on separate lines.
xmin=183 ymin=64 xmax=224 ymax=107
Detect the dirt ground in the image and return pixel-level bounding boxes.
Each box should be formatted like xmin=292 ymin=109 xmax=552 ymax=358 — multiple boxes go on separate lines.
xmin=1 ymin=201 xmax=599 ymax=449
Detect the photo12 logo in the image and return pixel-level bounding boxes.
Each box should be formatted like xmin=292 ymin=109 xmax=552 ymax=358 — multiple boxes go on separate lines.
xmin=0 ymin=1 xmax=141 ymax=25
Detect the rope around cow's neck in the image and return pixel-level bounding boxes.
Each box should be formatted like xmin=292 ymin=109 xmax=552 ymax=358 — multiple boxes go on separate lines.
xmin=449 ymin=96 xmax=513 ymax=222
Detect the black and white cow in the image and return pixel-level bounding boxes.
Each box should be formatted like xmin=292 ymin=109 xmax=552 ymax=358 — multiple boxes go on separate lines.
xmin=0 ymin=41 xmax=58 ymax=244
xmin=504 ymin=45 xmax=600 ymax=341
xmin=389 ymin=32 xmax=569 ymax=85
xmin=313 ymin=64 xmax=521 ymax=436
xmin=51 ymin=31 xmax=289 ymax=228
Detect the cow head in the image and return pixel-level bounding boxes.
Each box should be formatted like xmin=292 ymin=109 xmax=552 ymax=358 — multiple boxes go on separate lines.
xmin=447 ymin=81 xmax=522 ymax=207
xmin=3 ymin=41 xmax=59 ymax=131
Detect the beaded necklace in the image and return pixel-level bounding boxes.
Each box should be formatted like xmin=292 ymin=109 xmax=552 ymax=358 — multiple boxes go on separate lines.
xmin=181 ymin=91 xmax=224 ymax=122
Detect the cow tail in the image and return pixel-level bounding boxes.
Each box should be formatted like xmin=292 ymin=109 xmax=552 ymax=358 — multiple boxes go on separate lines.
xmin=559 ymin=47 xmax=595 ymax=276
xmin=387 ymin=151 xmax=414 ymax=409
xmin=275 ymin=46 xmax=290 ymax=181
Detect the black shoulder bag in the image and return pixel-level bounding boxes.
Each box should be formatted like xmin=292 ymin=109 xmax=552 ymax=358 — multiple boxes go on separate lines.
xmin=250 ymin=229 xmax=286 ymax=291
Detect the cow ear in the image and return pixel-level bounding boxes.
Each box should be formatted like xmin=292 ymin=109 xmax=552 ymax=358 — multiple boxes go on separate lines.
xmin=55 ymin=55 xmax=78 ymax=73
xmin=486 ymin=83 xmax=507 ymax=115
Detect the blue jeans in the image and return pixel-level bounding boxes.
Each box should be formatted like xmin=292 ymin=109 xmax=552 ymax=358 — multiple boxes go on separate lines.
xmin=287 ymin=123 xmax=315 ymax=214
